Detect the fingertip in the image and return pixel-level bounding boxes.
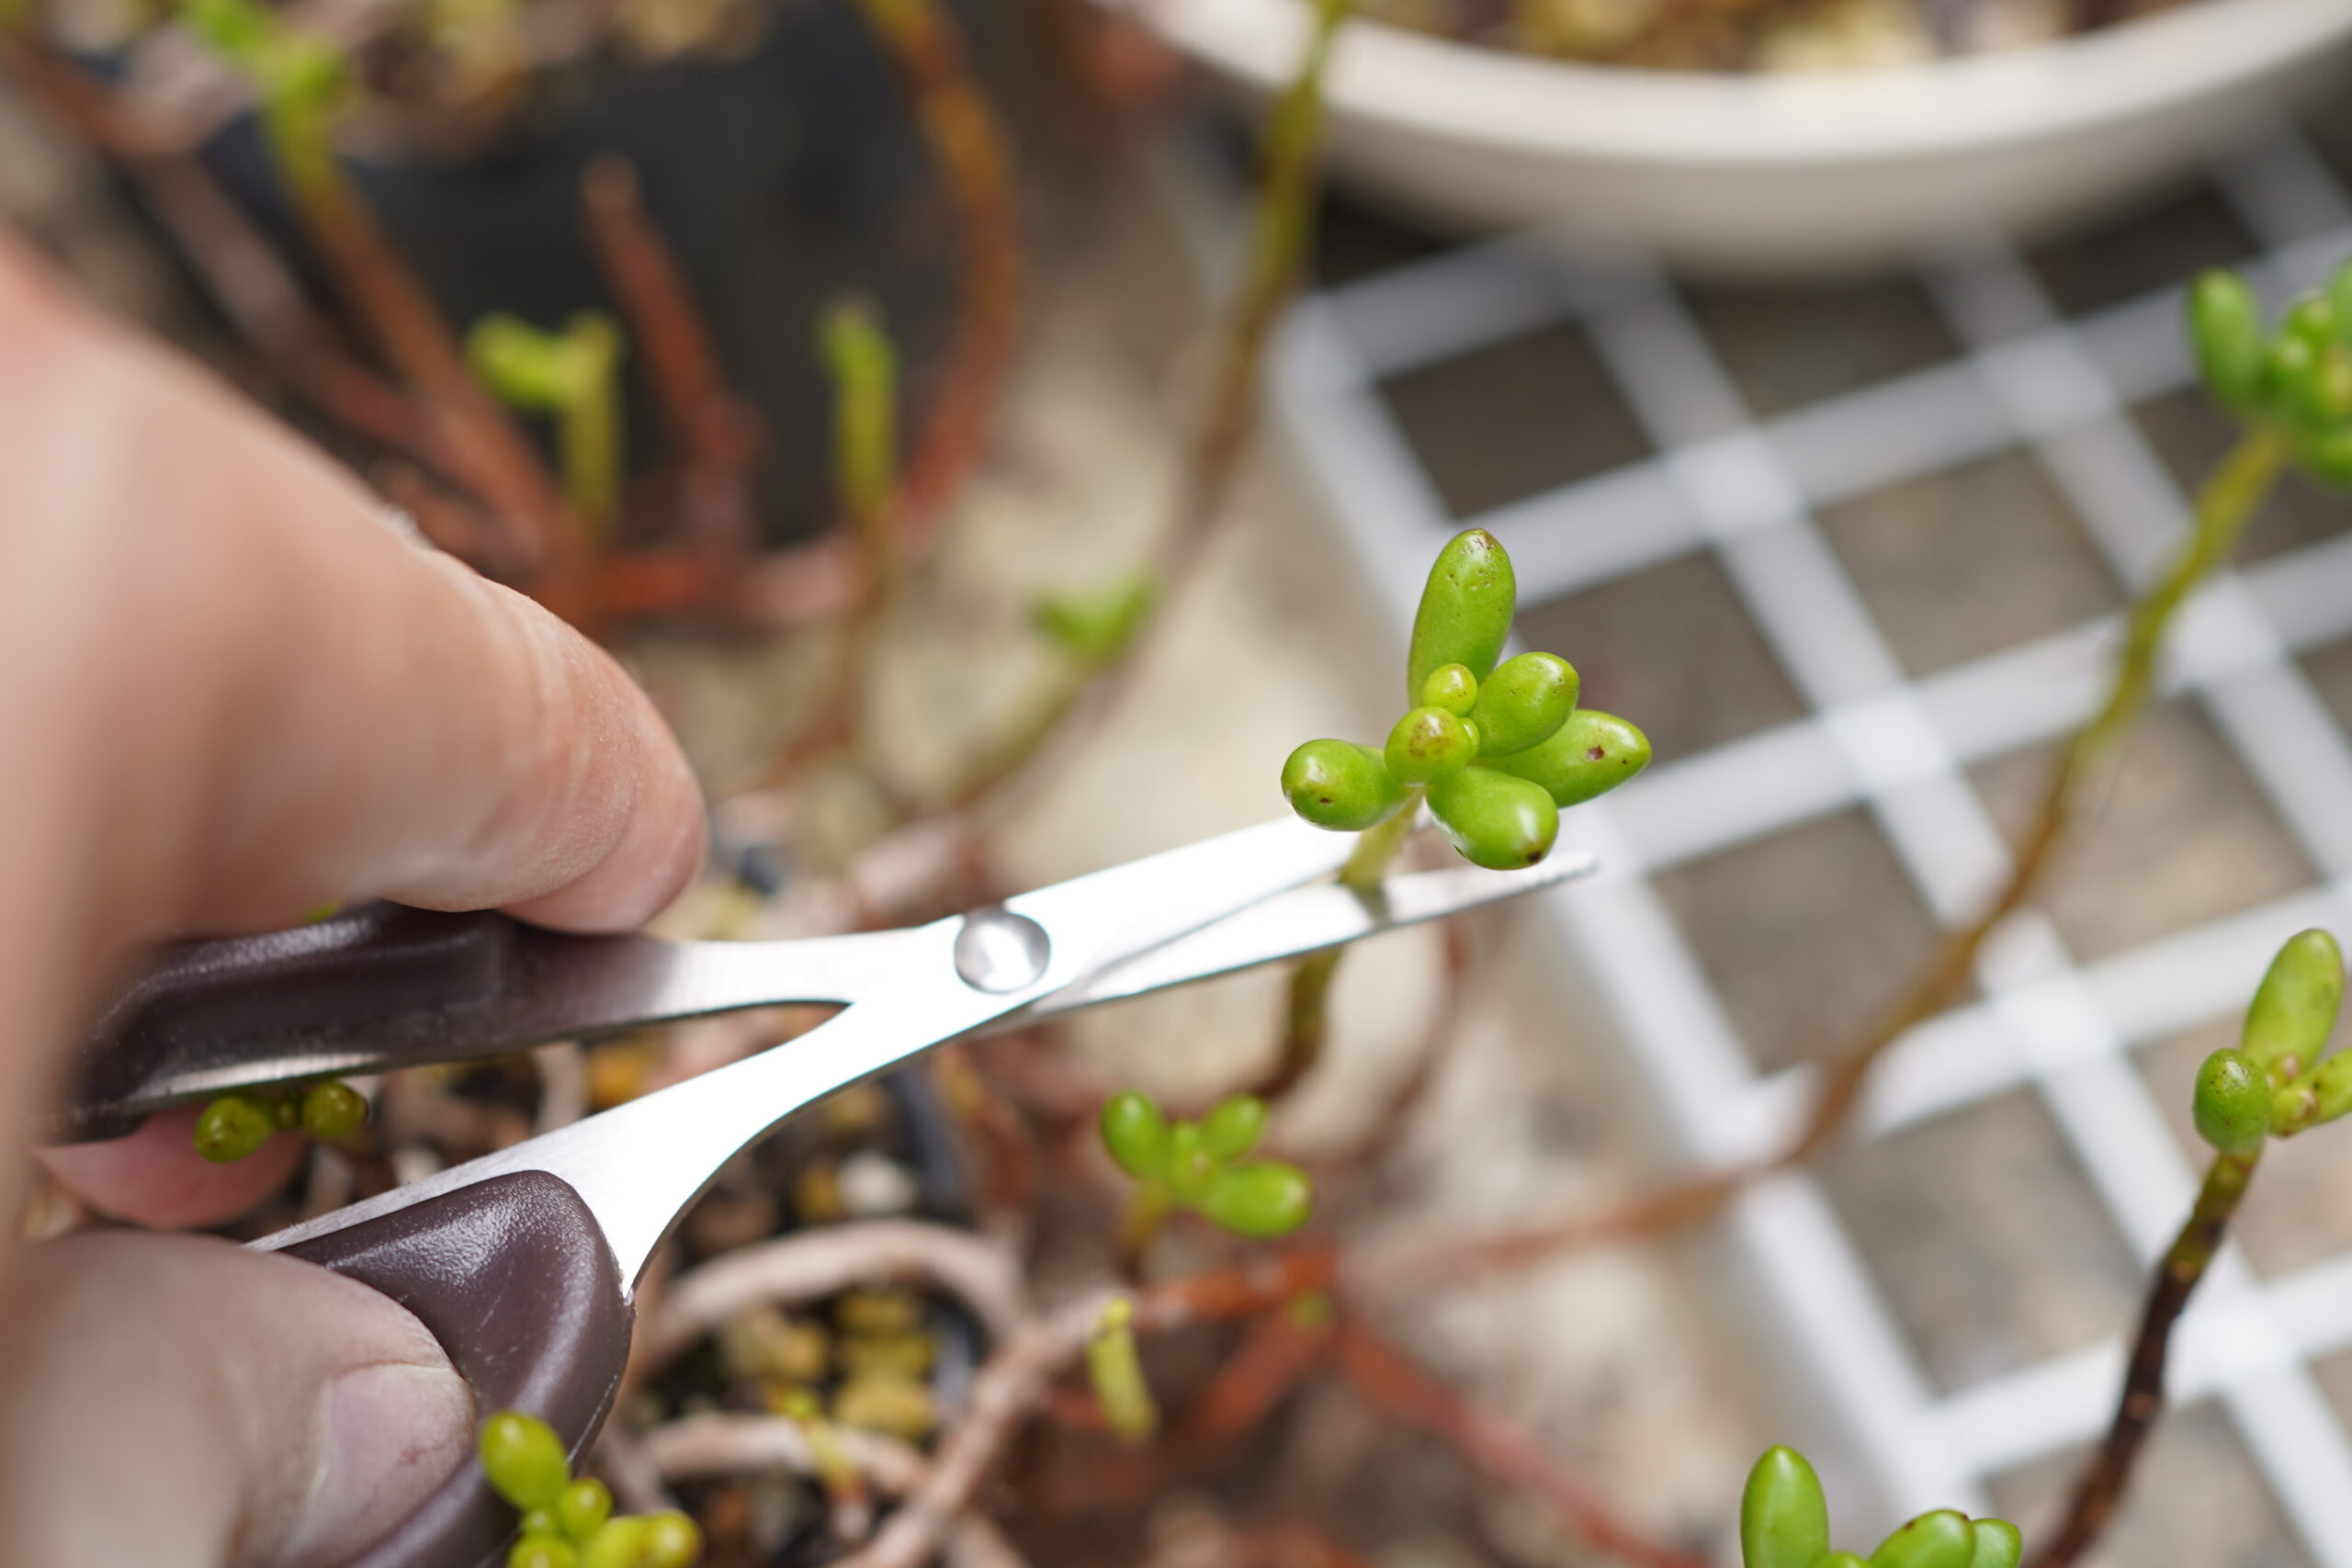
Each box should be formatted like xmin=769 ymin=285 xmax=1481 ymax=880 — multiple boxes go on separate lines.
xmin=39 ymin=1105 xmax=305 ymax=1229
xmin=503 ymin=685 xmax=707 ymax=933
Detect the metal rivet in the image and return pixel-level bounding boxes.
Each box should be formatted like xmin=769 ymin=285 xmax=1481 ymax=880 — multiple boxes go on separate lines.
xmin=953 ymin=908 xmax=1050 ymax=993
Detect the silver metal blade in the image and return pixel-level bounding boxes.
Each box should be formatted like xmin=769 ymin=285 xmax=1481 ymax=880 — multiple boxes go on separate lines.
xmin=1018 ymin=846 xmax=1595 ymax=1021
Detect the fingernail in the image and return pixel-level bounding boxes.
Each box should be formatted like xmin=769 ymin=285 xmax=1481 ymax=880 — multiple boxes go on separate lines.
xmin=277 ymin=1360 xmax=472 ymax=1568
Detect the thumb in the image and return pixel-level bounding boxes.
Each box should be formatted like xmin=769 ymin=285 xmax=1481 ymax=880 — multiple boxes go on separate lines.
xmin=0 ymin=1231 xmax=474 ymax=1568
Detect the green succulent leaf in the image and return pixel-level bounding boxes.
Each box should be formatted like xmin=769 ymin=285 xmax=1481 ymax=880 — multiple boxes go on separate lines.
xmin=509 ymin=1538 xmax=578 ymax=1568
xmin=1740 ymin=1446 xmax=1830 ymax=1568
xmin=1868 ymin=1511 xmax=1975 ymax=1568
xmin=2188 ymin=270 xmax=2266 ymax=416
xmin=1407 ymin=528 xmax=1516 ymax=702
xmin=1492 ymin=708 xmax=1651 ymax=807
xmin=1198 ymin=1094 xmax=1269 ymax=1162
xmin=1428 ymin=765 xmax=1558 ymax=870
xmin=1966 ymin=1519 xmax=2021 ymax=1568
xmin=1101 ymin=1090 xmax=1171 ymax=1182
xmin=480 ymin=1410 xmax=571 ymax=1512
xmin=193 ymin=1094 xmax=275 ymax=1163
xmin=2241 ymin=928 xmax=2344 ymax=1077
xmin=1033 ymin=572 xmax=1155 ymax=670
xmin=1385 ymin=705 xmax=1478 ymax=784
xmin=1468 ymin=651 xmax=1579 ymax=757
xmin=556 ymin=1478 xmax=614 ymax=1542
xmin=1419 ymin=662 xmax=1479 ymax=716
xmin=1282 ymin=739 xmax=1406 ymax=832
xmin=300 ymin=1079 xmax=368 ymax=1139
xmin=1195 ymin=1160 xmax=1313 ymax=1237
xmin=2193 ymin=1047 xmax=2273 ymax=1155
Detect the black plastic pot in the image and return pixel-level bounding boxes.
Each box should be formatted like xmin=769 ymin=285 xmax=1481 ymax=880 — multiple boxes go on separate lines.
xmin=189 ymin=0 xmax=986 ymax=548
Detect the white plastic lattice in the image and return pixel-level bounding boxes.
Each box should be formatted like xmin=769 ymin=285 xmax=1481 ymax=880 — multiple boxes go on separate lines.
xmin=1165 ymin=115 xmax=2352 ymax=1563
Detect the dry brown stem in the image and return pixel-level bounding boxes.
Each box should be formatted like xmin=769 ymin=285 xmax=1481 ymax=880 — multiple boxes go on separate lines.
xmin=642 ymin=1410 xmax=931 ymax=1495
xmin=644 ymin=1220 xmax=1031 ymax=1366
xmin=1329 ymin=1316 xmax=1710 ymax=1568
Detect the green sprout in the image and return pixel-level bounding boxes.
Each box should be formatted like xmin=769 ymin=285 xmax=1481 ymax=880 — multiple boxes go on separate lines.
xmin=1281 ymin=528 xmax=1649 ymax=875
xmin=192 ymin=1077 xmax=367 ymax=1162
xmin=2188 ymin=261 xmax=2352 ymax=491
xmin=820 ymin=299 xmax=898 ymax=545
xmin=1084 ymin=1296 xmax=1159 ymax=1442
xmin=1741 ymin=1446 xmax=2019 ymax=1568
xmin=2190 ymin=928 xmax=2348 ymax=1152
xmin=1100 ymin=1089 xmax=1311 ymax=1264
xmin=181 ymin=0 xmax=349 ymax=200
xmin=481 ymin=1410 xmax=702 ymax=1568
xmin=1032 ymin=570 xmax=1156 ymax=671
xmin=467 ymin=313 xmax=628 ymax=532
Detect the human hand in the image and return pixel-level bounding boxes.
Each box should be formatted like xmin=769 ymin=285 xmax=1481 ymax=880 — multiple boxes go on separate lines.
xmin=0 ymin=231 xmax=706 ymax=1567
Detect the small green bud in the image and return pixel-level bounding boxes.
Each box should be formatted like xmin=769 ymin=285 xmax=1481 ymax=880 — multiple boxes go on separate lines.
xmin=2266 ymin=333 xmax=2323 ymax=423
xmin=2330 ymin=263 xmax=2352 ymax=345
xmin=2241 ymin=929 xmax=2344 ymax=1077
xmin=1493 ymin=709 xmax=1652 ymax=807
xmin=1164 ymin=1122 xmax=1215 ymax=1202
xmin=193 ymin=1095 xmax=275 ymax=1163
xmin=1197 ymin=1094 xmax=1268 ymax=1161
xmin=1034 ymin=573 xmax=1154 ymax=670
xmin=1868 ymin=1511 xmax=1975 ymax=1568
xmin=1385 ymin=705 xmax=1478 ymax=784
xmin=1085 ymin=1297 xmax=1158 ymax=1442
xmin=2284 ymin=293 xmax=2339 ymax=351
xmin=2194 ymin=1048 xmax=2273 ymax=1154
xmin=1420 ymin=662 xmax=1478 ymax=716
xmin=1966 ymin=1519 xmax=2021 ymax=1568
xmin=1194 ymin=1160 xmax=1313 ymax=1237
xmin=2309 ymin=1051 xmax=2352 ymax=1129
xmin=511 ymin=1538 xmax=579 ymax=1568
xmin=2295 ymin=345 xmax=2352 ymax=429
xmin=301 ymin=1079 xmax=368 ymax=1139
xmin=1428 ymin=766 xmax=1559 ymax=871
xmin=2188 ymin=270 xmax=2266 ymax=414
xmin=521 ymin=1510 xmax=559 ymax=1540
xmin=1101 ymin=1090 xmax=1170 ymax=1182
xmin=637 ymin=1510 xmax=702 ymax=1568
xmin=2297 ymin=424 xmax=2352 ymax=492
xmin=1739 ymin=1447 xmax=1830 ymax=1568
xmin=1468 ymin=651 xmax=1579 ymax=757
xmin=555 ymin=1478 xmax=613 ymax=1541
xmin=1407 ymin=529 xmax=1516 ymax=701
xmin=271 ymin=1091 xmax=303 ymax=1131
xmin=580 ymin=1518 xmax=650 ymax=1568
xmin=479 ymin=1411 xmax=571 ymax=1511
xmin=1281 ymin=739 xmax=1405 ymax=832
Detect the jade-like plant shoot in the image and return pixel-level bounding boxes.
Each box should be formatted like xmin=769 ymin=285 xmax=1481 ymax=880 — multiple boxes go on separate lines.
xmin=1101 ymin=1089 xmax=1312 ymax=1242
xmin=2189 ymin=261 xmax=2352 ymax=491
xmin=193 ymin=1077 xmax=367 ymax=1162
xmin=481 ymin=1409 xmax=702 ymax=1568
xmin=2191 ymin=928 xmax=2349 ymax=1153
xmin=1281 ymin=528 xmax=1649 ymax=871
xmin=1741 ymin=1445 xmax=2019 ymax=1568
xmin=467 ymin=312 xmax=628 ymax=529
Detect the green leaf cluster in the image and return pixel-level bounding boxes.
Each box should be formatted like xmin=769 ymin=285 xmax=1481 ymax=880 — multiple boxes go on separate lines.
xmin=1100 ymin=1089 xmax=1312 ymax=1239
xmin=481 ymin=1410 xmax=702 ymax=1568
xmin=1742 ymin=1446 xmax=2018 ymax=1568
xmin=1280 ymin=529 xmax=1649 ymax=870
xmin=2189 ymin=265 xmax=2352 ymax=490
xmin=192 ymin=1077 xmax=366 ymax=1163
xmin=2192 ymin=928 xmax=2350 ymax=1152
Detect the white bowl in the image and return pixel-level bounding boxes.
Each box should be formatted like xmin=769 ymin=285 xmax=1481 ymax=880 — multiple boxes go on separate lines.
xmin=1145 ymin=0 xmax=2352 ymax=275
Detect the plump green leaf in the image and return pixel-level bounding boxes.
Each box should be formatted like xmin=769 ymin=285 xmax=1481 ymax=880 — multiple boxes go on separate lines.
xmin=1419 ymin=662 xmax=1478 ymax=716
xmin=1281 ymin=740 xmax=1405 ymax=832
xmin=1468 ymin=652 xmax=1579 ymax=757
xmin=2241 ymin=929 xmax=2344 ymax=1077
xmin=1493 ymin=709 xmax=1651 ymax=807
xmin=1407 ymin=529 xmax=1516 ymax=702
xmin=1101 ymin=1090 xmax=1171 ymax=1182
xmin=1195 ymin=1161 xmax=1314 ymax=1237
xmin=2188 ymin=270 xmax=2266 ymax=415
xmin=2193 ymin=1048 xmax=2272 ymax=1155
xmin=1740 ymin=1447 xmax=1830 ymax=1568
xmin=1868 ymin=1511 xmax=1975 ymax=1568
xmin=1429 ymin=766 xmax=1558 ymax=870
xmin=1198 ymin=1094 xmax=1269 ymax=1161
xmin=1385 ymin=705 xmax=1478 ymax=784
xmin=1966 ymin=1519 xmax=2021 ymax=1568
xmin=480 ymin=1411 xmax=571 ymax=1512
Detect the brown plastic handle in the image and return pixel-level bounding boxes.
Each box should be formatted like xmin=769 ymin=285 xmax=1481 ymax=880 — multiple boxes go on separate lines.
xmin=284 ymin=1169 xmax=635 ymax=1568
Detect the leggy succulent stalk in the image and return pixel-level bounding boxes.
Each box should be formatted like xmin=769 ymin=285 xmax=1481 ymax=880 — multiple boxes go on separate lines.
xmin=181 ymin=0 xmax=590 ymax=607
xmin=2032 ymin=927 xmax=2348 ymax=1568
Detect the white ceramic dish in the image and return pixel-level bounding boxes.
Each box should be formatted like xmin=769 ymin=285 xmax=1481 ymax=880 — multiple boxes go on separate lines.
xmin=1142 ymin=0 xmax=2352 ymax=275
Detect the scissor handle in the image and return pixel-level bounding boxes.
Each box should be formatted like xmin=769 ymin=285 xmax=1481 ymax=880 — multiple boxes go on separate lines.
xmin=287 ymin=1169 xmax=633 ymax=1568
xmin=57 ymin=904 xmax=645 ymax=1142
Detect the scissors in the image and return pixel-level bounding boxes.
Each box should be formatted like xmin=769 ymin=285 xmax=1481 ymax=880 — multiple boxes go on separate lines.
xmin=57 ymin=813 xmax=1593 ymax=1568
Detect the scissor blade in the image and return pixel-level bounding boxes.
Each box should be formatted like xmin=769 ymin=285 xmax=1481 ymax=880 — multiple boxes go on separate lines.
xmin=1019 ymin=847 xmax=1595 ymax=1021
